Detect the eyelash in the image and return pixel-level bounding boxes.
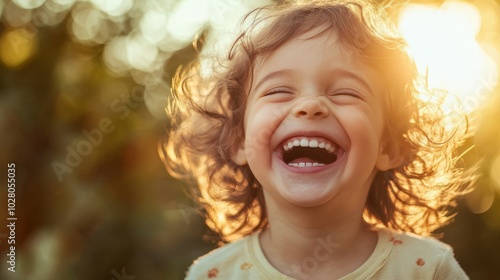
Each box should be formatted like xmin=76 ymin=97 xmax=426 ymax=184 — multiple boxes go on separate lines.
xmin=264 ymin=87 xmax=294 ymax=96
xmin=329 ymin=91 xmax=363 ymax=100
xmin=262 ymin=88 xmax=364 ymax=101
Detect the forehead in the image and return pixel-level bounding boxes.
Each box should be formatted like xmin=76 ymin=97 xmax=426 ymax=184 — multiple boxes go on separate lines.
xmin=251 ymin=27 xmax=383 ymax=94
xmin=255 ymin=27 xmax=344 ymax=67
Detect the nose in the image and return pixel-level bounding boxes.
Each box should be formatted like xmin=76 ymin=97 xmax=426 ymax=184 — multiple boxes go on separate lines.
xmin=292 ymin=96 xmax=329 ymax=119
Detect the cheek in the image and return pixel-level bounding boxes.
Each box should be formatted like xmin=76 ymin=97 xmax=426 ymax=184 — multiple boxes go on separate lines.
xmin=244 ymin=128 xmax=271 ymax=164
xmin=242 ymin=110 xmax=271 ymax=163
xmin=342 ymin=108 xmax=384 ymax=151
xmin=353 ymin=102 xmax=385 ymax=135
xmin=244 ymin=105 xmax=287 ymax=160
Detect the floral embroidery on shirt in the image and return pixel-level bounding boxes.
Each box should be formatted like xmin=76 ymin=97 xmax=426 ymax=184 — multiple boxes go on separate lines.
xmin=208 ymin=268 xmax=219 ymax=278
xmin=390 ymin=237 xmax=403 ymax=245
xmin=416 ymin=258 xmax=425 ymax=266
xmin=240 ymin=262 xmax=252 ymax=270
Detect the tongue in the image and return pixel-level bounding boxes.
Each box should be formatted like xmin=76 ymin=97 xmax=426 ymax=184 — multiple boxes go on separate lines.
xmin=289 ymin=157 xmax=316 ymax=164
xmin=282 ymin=146 xmax=337 ymax=164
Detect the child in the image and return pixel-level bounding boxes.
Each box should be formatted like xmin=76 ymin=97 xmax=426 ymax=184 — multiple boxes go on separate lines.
xmin=165 ymin=0 xmax=473 ymax=279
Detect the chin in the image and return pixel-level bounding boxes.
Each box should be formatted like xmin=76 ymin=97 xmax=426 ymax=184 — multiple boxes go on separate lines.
xmin=277 ymin=183 xmax=337 ymax=208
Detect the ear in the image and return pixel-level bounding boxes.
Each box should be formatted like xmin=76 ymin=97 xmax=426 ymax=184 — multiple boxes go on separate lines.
xmin=376 ymin=140 xmax=403 ymax=171
xmin=231 ymin=144 xmax=247 ymax=166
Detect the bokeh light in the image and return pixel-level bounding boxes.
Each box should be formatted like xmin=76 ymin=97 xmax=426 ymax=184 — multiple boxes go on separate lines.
xmin=126 ymin=33 xmax=159 ymax=72
xmin=103 ymin=36 xmax=130 ymax=76
xmin=0 ymin=27 xmax=37 ymax=67
xmin=166 ymin=0 xmax=211 ymax=43
xmin=3 ymin=1 xmax=34 ymax=27
xmin=398 ymin=0 xmax=498 ymax=113
xmin=139 ymin=9 xmax=169 ymax=44
xmin=465 ymin=180 xmax=496 ymax=214
xmin=12 ymin=0 xmax=46 ymax=10
xmin=70 ymin=7 xmax=107 ymax=44
xmin=90 ymin=0 xmax=132 ymax=17
xmin=491 ymin=151 xmax=500 ymax=192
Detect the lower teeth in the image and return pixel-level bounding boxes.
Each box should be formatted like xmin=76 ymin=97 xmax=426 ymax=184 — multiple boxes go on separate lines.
xmin=288 ymin=162 xmax=325 ymax=167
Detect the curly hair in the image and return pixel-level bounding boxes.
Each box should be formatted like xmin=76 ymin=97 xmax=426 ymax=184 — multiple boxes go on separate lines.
xmin=162 ymin=0 xmax=474 ymax=242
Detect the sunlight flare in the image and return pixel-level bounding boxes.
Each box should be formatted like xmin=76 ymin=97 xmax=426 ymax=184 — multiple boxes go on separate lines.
xmin=398 ymin=1 xmax=498 ymax=113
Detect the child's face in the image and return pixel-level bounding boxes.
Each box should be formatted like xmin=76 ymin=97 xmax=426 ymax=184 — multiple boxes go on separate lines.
xmin=233 ymin=27 xmax=399 ymax=210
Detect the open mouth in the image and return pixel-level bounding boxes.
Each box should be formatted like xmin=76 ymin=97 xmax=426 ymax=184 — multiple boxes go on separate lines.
xmin=281 ymin=137 xmax=338 ymax=167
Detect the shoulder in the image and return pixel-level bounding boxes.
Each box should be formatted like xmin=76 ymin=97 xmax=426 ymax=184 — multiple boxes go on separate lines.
xmin=184 ymin=235 xmax=256 ymax=280
xmin=375 ymin=229 xmax=469 ymax=280
xmin=388 ymin=230 xmax=452 ymax=255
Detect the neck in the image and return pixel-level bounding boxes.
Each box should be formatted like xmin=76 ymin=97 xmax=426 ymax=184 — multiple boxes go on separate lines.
xmin=260 ymin=194 xmax=377 ymax=279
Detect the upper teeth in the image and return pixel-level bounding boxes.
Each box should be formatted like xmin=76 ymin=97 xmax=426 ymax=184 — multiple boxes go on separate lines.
xmin=283 ymin=137 xmax=336 ymax=153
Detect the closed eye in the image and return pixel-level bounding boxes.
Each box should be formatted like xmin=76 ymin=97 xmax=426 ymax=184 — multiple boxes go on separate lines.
xmin=264 ymin=87 xmax=294 ymax=96
xmin=328 ymin=90 xmax=365 ymax=101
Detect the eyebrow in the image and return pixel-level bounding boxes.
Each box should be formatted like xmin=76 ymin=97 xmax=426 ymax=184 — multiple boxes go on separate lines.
xmin=251 ymin=68 xmax=375 ymax=96
xmin=252 ymin=69 xmax=294 ymax=94
xmin=332 ymin=69 xmax=374 ymax=96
